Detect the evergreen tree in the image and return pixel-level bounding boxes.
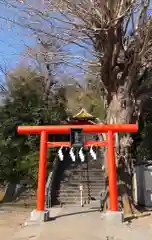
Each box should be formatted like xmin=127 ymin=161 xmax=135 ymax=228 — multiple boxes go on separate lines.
xmin=0 ymin=67 xmax=67 ymax=185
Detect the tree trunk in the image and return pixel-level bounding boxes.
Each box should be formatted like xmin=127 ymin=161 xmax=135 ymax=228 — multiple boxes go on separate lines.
xmin=103 ymin=85 xmax=138 ymax=216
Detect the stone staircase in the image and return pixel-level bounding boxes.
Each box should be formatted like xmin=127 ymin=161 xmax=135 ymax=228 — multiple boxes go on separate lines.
xmin=54 ymin=149 xmax=105 ymax=206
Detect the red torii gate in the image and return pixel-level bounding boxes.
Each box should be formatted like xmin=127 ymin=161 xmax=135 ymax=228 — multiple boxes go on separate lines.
xmin=17 ymin=124 xmax=138 ymax=212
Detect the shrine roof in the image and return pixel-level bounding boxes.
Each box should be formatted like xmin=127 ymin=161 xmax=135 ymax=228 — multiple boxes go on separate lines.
xmin=72 ymin=108 xmax=96 ymax=120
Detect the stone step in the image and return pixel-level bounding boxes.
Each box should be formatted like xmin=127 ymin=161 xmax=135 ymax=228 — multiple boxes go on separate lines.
xmin=58 ymin=188 xmax=103 ymax=192
xmin=58 ymin=191 xmax=103 ymax=195
xmin=63 ymin=172 xmax=104 ymax=175
xmin=64 ymin=167 xmax=104 ymax=170
xmin=58 ymin=195 xmax=101 ymax=199
xmin=60 ymin=185 xmax=104 ymax=188
xmin=60 ymin=178 xmax=104 ymax=182
xmin=61 ymin=180 xmax=105 ymax=184
xmin=58 ymin=193 xmax=102 ymax=197
xmin=58 ymin=196 xmax=100 ymax=199
xmin=58 ymin=199 xmax=100 ymax=203
xmin=57 ymin=191 xmax=102 ymax=196
xmin=68 ymin=175 xmax=105 ymax=179
xmin=57 ymin=200 xmax=100 ymax=204
xmin=61 ymin=176 xmax=105 ymax=180
xmin=62 ymin=173 xmax=104 ymax=176
xmin=59 ymin=187 xmax=104 ymax=192
xmin=58 ymin=187 xmax=102 ymax=191
xmin=61 ymin=175 xmax=105 ymax=179
xmin=59 ymin=181 xmax=105 ymax=189
xmin=58 ymin=192 xmax=102 ymax=196
xmin=65 ymin=169 xmax=104 ymax=173
xmin=57 ymin=192 xmax=103 ymax=200
xmin=63 ymin=175 xmax=104 ymax=178
xmin=59 ymin=182 xmax=105 ymax=187
xmin=60 ymin=186 xmax=103 ymax=189
xmin=60 ymin=181 xmax=104 ymax=184
xmin=60 ymin=182 xmax=105 ymax=186
xmin=55 ymin=201 xmax=84 ymax=205
xmin=58 ymin=189 xmax=101 ymax=192
xmin=62 ymin=177 xmax=105 ymax=181
xmin=57 ymin=194 xmax=102 ymax=203
xmin=63 ymin=174 xmax=104 ymax=177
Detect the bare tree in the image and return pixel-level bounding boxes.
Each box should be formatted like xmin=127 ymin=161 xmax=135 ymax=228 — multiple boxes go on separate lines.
xmin=8 ymin=0 xmax=152 ymax=123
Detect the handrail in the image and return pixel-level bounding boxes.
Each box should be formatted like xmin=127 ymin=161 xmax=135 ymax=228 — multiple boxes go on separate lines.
xmin=45 ymin=154 xmax=60 ymax=208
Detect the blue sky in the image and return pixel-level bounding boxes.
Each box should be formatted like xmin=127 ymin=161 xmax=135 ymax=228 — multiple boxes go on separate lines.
xmin=0 ymin=2 xmax=36 ymax=83
xmin=0 ymin=24 xmax=35 ymax=70
xmin=0 ymin=2 xmax=92 ymax=84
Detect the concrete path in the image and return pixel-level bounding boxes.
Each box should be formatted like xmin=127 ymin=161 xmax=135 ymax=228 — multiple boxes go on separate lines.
xmin=39 ymin=207 xmax=152 ymax=240
xmin=11 ymin=206 xmax=152 ymax=240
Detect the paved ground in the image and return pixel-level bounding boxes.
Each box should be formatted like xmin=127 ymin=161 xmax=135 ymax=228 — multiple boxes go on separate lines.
xmin=38 ymin=207 xmax=152 ymax=240
xmin=1 ymin=205 xmax=152 ymax=240
xmin=0 ymin=205 xmax=32 ymax=240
